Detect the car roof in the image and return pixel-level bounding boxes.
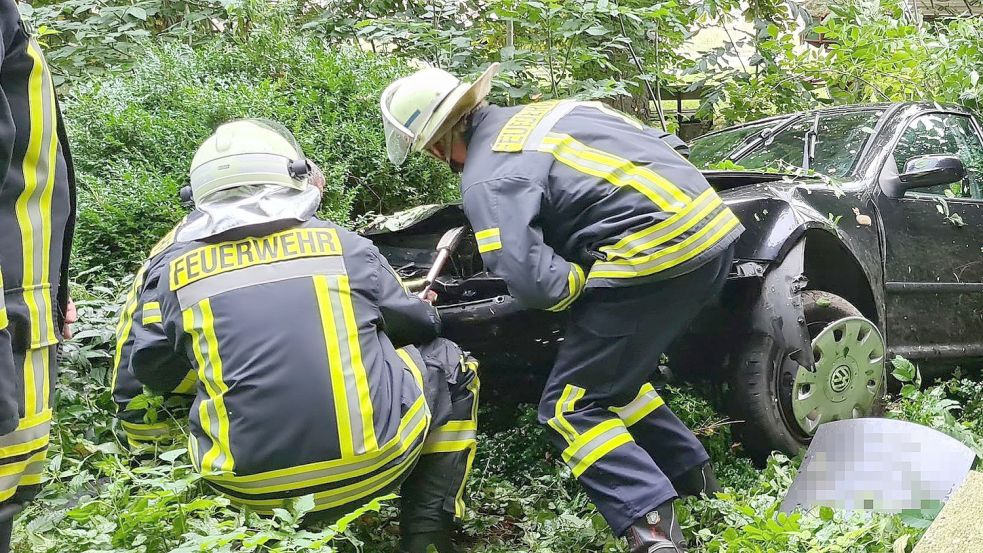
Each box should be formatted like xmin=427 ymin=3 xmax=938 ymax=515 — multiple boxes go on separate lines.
xmin=696 ymin=102 xmax=975 ymax=139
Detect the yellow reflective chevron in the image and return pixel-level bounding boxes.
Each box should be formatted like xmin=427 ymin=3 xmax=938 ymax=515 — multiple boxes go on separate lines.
xmin=547 ymin=384 xmax=585 ymax=446
xmin=546 ymin=264 xmax=586 ymax=312
xmin=591 ymin=208 xmax=740 ymax=279
xmin=609 ymin=383 xmax=665 ymax=427
xmin=561 ymin=418 xmax=633 ymax=478
xmin=537 ymin=133 xmax=690 ymax=212
xmin=474 ymin=227 xmax=502 ymax=253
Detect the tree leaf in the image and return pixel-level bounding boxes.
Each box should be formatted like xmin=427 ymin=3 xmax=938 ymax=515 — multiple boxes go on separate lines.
xmin=127 ymin=7 xmax=148 ymax=21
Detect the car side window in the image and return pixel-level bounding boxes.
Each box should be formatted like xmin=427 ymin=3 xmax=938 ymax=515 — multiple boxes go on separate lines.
xmin=893 ymin=113 xmax=983 ymax=199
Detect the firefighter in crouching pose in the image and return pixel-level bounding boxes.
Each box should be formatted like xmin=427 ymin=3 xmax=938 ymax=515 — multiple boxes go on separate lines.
xmin=111 ymin=119 xmax=478 ymax=553
xmin=381 ymin=64 xmax=742 ymax=552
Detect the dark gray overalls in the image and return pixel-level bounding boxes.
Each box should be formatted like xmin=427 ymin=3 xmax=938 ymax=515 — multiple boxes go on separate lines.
xmin=460 ymin=101 xmax=742 ymax=535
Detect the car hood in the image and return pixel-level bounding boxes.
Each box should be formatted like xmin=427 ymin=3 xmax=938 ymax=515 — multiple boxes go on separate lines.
xmin=359 ymin=170 xmax=828 ymax=235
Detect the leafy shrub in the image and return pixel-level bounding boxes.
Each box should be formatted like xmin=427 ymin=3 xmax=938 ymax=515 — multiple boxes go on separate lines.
xmin=66 ymin=5 xmax=458 ymax=281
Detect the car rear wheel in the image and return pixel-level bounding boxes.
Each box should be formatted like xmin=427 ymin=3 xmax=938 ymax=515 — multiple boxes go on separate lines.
xmin=729 ymin=290 xmax=887 ymax=462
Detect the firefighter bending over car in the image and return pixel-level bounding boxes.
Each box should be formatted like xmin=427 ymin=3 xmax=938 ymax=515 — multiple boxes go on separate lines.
xmin=0 ymin=2 xmax=77 ymax=551
xmin=111 ymin=119 xmax=477 ymax=553
xmin=381 ymin=64 xmax=743 ymax=552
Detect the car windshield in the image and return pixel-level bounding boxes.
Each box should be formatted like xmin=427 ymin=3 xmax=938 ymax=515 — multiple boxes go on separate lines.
xmin=691 ymin=110 xmax=885 ymax=178
xmin=689 ymin=121 xmax=782 ymax=169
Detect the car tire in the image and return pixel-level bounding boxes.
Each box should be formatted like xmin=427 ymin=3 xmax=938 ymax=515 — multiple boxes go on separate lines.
xmin=728 ymin=290 xmax=886 ymax=463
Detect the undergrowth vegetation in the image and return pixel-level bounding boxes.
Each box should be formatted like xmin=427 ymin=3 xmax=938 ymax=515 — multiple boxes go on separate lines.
xmin=12 ymin=1 xmax=983 ymax=551
xmin=10 ymin=281 xmax=982 ymax=552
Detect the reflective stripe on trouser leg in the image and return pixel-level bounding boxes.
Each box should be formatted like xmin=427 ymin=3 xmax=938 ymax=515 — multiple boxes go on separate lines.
xmin=401 ymin=350 xmax=479 ymax=532
xmin=0 ymin=346 xmax=56 ymax=503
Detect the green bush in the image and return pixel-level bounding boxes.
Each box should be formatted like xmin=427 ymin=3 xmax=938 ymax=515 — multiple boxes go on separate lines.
xmin=67 ymin=12 xmax=458 ymax=281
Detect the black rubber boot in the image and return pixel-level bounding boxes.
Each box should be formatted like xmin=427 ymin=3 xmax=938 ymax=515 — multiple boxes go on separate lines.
xmin=400 ymin=530 xmax=457 ymax=553
xmin=625 ymin=499 xmax=687 ymax=553
xmin=673 ymin=462 xmax=721 ymax=499
xmin=0 ymin=518 xmax=12 ymax=553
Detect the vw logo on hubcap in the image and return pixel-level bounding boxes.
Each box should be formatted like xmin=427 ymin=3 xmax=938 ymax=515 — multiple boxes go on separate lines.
xmin=829 ymin=366 xmax=852 ymax=393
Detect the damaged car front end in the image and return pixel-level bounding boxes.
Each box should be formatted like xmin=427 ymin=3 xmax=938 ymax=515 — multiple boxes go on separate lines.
xmin=364 ymin=102 xmax=983 ymax=461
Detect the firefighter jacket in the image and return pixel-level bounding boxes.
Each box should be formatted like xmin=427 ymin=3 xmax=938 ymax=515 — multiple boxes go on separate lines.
xmin=113 ymin=217 xmax=446 ymax=513
xmin=0 ymin=0 xmax=76 ymax=507
xmin=460 ymin=101 xmax=743 ymax=312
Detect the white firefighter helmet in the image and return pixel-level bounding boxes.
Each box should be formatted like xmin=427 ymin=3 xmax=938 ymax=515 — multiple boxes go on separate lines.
xmin=177 ymin=119 xmax=322 ymax=242
xmin=189 ymin=118 xmax=312 ymax=203
xmin=380 ymin=63 xmax=499 ymax=166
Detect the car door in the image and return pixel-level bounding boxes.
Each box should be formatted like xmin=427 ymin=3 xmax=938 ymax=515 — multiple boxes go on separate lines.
xmin=876 ymin=111 xmax=983 ymax=360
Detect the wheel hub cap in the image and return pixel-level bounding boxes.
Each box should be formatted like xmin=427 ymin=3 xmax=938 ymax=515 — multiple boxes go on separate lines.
xmin=791 ymin=316 xmax=885 ymax=435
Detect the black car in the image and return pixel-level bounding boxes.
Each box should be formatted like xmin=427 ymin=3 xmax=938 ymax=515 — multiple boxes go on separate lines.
xmin=364 ymin=102 xmax=983 ymax=460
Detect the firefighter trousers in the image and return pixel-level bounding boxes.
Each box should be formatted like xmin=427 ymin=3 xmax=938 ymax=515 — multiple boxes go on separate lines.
xmin=538 ymin=247 xmax=733 ymax=536
xmin=400 ymin=338 xmax=480 ymax=534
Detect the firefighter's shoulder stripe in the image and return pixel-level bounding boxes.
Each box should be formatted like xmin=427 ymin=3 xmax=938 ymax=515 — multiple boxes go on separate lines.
xmin=169 ymin=227 xmax=343 ymax=291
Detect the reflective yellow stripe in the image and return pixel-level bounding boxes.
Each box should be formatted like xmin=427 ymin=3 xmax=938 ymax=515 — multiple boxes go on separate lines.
xmin=200 ymin=301 xmax=233 ymax=472
xmin=142 ymin=301 xmax=162 ymax=325
xmin=314 ymin=275 xmax=379 ymax=456
xmin=0 ymin=269 xmax=7 ymax=328
xmin=538 ymin=133 xmax=690 ymax=211
xmin=0 ymin=449 xmax=48 ymax=503
xmin=422 ymin=420 xmax=477 ymax=455
xmin=600 ymin=189 xmax=721 ymax=260
xmin=208 ymin=396 xmax=429 ymax=495
xmin=16 ymin=41 xmax=58 ymax=416
xmin=591 ymin=209 xmax=740 ymax=279
xmin=561 ymin=418 xmax=633 ymax=478
xmin=0 ymin=410 xmax=51 ymax=459
xmin=475 ymin=227 xmax=502 ymax=253
xmin=17 ymin=41 xmax=58 ymax=352
xmin=547 ymin=264 xmax=586 ymax=312
xmin=184 ymin=302 xmax=234 ymax=475
xmin=455 ymin=367 xmax=480 ymax=518
xmin=396 ymin=348 xmax=425 ymax=393
xmin=609 ymin=383 xmax=665 ymax=427
xmin=337 ymin=276 xmax=378 ymax=453
xmin=547 ymin=384 xmax=584 ymax=446
xmin=173 ymin=369 xmax=198 ymax=395
xmin=314 ymin=275 xmax=354 ymax=458
xmin=227 ymin=444 xmax=419 ymax=515
xmin=121 ymin=420 xmax=173 ymax=442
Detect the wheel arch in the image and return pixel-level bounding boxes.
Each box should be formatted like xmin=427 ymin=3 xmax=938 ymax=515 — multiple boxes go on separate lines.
xmin=800 ymin=228 xmax=880 ymax=326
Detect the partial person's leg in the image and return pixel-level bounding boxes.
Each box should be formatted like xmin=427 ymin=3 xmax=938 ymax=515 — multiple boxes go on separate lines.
xmin=619 ymin=248 xmax=732 ymax=498
xmin=537 ymin=295 xmax=679 ymax=539
xmin=0 ymin=517 xmax=11 ymax=553
xmin=400 ymin=339 xmax=479 ymax=553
